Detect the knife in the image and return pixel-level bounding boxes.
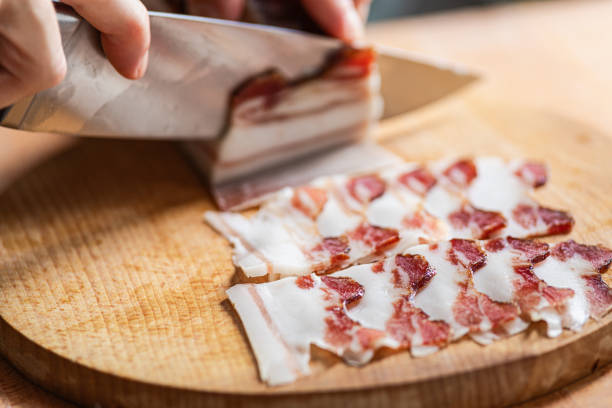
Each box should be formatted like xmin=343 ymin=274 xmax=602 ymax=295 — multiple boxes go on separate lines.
xmin=0 ymin=3 xmax=477 ymax=139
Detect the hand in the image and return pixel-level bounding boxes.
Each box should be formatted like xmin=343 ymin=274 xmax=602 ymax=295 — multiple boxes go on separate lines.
xmin=301 ymin=0 xmax=371 ymax=42
xmin=0 ymin=0 xmax=150 ymax=109
xmin=185 ymin=0 xmax=371 ymax=42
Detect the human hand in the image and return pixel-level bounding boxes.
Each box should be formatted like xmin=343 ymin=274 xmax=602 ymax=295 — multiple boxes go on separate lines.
xmin=0 ymin=0 xmax=150 ymax=108
xmin=185 ymin=0 xmax=371 ymax=42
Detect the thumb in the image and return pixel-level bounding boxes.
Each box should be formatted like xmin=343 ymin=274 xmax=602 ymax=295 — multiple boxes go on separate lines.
xmin=301 ymin=0 xmax=364 ymax=42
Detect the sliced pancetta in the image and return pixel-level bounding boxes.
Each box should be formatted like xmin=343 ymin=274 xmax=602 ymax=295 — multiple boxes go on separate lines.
xmin=227 ymin=238 xmax=612 ymax=385
xmin=207 ymin=157 xmax=574 ymax=278
xmin=187 ymin=47 xmax=383 ymax=186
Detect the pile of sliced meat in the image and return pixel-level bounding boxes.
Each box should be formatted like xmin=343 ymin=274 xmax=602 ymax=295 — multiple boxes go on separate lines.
xmin=206 ymin=157 xmax=573 ymax=278
xmin=204 ymin=156 xmax=611 ymax=386
xmin=227 ymin=238 xmax=612 ymax=385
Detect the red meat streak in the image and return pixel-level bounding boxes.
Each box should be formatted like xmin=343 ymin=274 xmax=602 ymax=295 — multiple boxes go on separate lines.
xmin=347 ymin=174 xmax=386 ymax=203
xmin=512 ymin=204 xmax=574 ymax=235
xmin=443 ymin=159 xmax=478 ymax=187
xmin=448 ymin=206 xmax=507 ymax=239
xmin=514 ymin=162 xmax=548 ymax=187
xmin=350 ymin=223 xmax=400 ymax=253
xmin=291 ymin=187 xmax=327 ymax=219
xmin=398 ymin=167 xmax=437 ymax=196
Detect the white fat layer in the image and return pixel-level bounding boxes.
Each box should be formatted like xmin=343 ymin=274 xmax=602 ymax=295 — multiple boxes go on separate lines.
xmin=534 ymin=256 xmax=590 ymax=331
xmin=473 ymin=249 xmax=516 ymax=303
xmin=220 ymin=100 xmax=374 ymax=162
xmin=218 ymin=76 xmax=379 ymax=163
xmin=206 ymin=211 xmax=310 ymax=277
xmin=411 ymin=345 xmax=440 ymax=357
xmin=505 ymin=317 xmax=530 ymax=335
xmin=205 ymin=212 xmax=268 ymax=277
xmin=531 ymin=307 xmax=563 ymax=338
xmin=227 ymin=284 xmax=299 ymax=385
xmin=410 ymin=243 xmax=469 ymax=339
xmin=424 ymin=185 xmax=462 ymax=220
xmin=227 ymin=276 xmax=329 ymax=386
xmin=247 ymin=79 xmax=371 ymax=118
xmin=316 ymin=197 xmax=361 ymax=237
xmin=468 ymin=157 xmax=526 ymax=213
xmin=365 ymin=191 xmax=409 ymax=228
xmin=341 ymin=263 xmax=396 ymax=331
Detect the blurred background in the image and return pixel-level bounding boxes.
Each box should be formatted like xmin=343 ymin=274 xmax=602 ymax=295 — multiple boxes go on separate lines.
xmin=369 ymin=0 xmax=510 ymax=20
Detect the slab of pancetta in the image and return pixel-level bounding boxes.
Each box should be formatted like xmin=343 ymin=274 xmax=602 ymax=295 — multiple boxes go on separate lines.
xmin=207 ymin=157 xmax=574 ymax=278
xmin=226 ymin=238 xmax=612 ymax=385
xmin=186 ymin=46 xmax=383 ymax=186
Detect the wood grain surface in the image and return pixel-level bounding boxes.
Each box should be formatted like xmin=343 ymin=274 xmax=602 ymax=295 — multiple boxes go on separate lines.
xmin=2 ymin=0 xmax=612 ymax=407
xmin=1 ymin=93 xmax=611 ymax=407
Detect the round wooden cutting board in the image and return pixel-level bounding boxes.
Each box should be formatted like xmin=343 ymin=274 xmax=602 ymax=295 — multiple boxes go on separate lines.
xmin=1 ymin=96 xmax=611 ymax=408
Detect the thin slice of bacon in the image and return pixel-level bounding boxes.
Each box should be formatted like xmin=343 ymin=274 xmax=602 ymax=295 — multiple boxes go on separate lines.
xmin=227 ymin=237 xmax=612 ymax=385
xmin=543 ymin=240 xmax=612 ymax=320
xmin=206 ymin=157 xmax=574 ymax=279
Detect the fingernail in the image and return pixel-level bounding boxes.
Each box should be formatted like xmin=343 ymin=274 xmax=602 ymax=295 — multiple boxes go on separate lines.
xmin=343 ymin=5 xmax=365 ymax=42
xmin=133 ymin=49 xmax=149 ymax=79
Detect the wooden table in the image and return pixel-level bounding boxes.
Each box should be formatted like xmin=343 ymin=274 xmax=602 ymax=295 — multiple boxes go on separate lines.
xmin=1 ymin=0 xmax=611 ymax=406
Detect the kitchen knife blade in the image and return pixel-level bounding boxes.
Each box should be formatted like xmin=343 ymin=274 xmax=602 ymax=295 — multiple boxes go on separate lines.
xmin=0 ymin=4 xmax=477 ymax=139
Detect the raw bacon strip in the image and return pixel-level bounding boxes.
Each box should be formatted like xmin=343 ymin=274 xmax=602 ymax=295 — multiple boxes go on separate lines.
xmin=227 ymin=267 xmax=394 ymax=385
xmin=458 ymin=157 xmax=574 ymax=237
xmin=408 ymin=240 xmax=522 ymax=343
xmin=206 ymin=168 xmax=448 ymax=278
xmin=472 ymin=238 xmax=612 ymax=337
xmin=534 ymin=240 xmax=612 ymax=330
xmin=227 ymin=238 xmax=612 ymax=385
xmin=473 ymin=237 xmax=573 ymax=338
xmin=207 ymin=157 xmax=573 ymax=278
xmin=227 ymin=250 xmax=453 ymax=385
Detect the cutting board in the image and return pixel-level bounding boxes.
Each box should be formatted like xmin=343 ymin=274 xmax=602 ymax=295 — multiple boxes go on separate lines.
xmin=1 ymin=94 xmax=611 ymax=408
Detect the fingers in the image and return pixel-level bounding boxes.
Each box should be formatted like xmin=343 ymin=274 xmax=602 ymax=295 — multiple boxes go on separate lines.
xmin=354 ymin=0 xmax=372 ymax=22
xmin=301 ymin=0 xmax=366 ymax=42
xmin=62 ymin=0 xmax=151 ymax=79
xmin=0 ymin=0 xmax=66 ymax=107
xmin=185 ymin=0 xmax=245 ymax=20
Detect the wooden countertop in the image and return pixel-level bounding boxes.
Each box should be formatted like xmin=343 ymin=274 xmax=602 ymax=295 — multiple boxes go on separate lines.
xmin=1 ymin=0 xmax=611 ymax=406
